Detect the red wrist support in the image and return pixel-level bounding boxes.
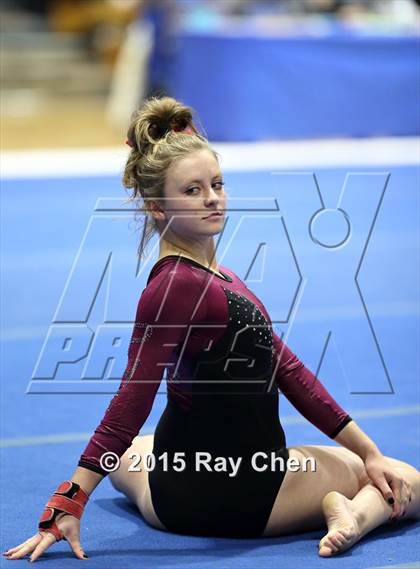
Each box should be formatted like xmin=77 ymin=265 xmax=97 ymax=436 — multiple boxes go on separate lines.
xmin=38 ymin=481 xmax=89 ymax=542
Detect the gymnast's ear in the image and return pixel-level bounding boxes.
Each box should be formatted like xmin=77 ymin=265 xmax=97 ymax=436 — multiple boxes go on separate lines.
xmin=147 ymin=198 xmax=166 ymax=222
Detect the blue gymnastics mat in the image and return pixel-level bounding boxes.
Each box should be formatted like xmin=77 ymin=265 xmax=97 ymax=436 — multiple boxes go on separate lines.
xmin=1 ymin=162 xmax=419 ymax=568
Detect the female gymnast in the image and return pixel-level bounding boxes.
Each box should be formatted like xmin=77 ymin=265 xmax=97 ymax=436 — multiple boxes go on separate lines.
xmin=4 ymin=97 xmax=419 ymax=562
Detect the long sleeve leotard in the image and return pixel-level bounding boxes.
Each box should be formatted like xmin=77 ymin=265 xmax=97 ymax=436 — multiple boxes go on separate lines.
xmin=78 ymin=255 xmax=352 ymax=477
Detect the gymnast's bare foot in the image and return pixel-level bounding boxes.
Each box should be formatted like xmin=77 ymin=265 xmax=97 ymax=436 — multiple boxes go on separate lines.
xmin=318 ymin=491 xmax=361 ymax=557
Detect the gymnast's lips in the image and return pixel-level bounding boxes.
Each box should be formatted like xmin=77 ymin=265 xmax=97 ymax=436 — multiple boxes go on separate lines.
xmin=202 ymin=212 xmax=223 ymax=219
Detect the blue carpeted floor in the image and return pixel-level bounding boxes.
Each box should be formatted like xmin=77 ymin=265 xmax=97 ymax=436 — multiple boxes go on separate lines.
xmin=1 ymin=163 xmax=419 ymax=568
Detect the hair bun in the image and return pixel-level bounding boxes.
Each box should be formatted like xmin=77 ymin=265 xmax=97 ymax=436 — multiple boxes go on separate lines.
xmin=127 ymin=96 xmax=197 ymax=153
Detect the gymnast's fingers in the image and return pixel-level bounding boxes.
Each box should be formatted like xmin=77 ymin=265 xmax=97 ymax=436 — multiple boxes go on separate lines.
xmin=29 ymin=531 xmax=57 ymax=563
xmin=2 ymin=533 xmax=42 ymax=560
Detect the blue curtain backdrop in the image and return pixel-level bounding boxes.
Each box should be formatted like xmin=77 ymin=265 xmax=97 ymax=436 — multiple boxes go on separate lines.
xmin=167 ymin=32 xmax=419 ymax=140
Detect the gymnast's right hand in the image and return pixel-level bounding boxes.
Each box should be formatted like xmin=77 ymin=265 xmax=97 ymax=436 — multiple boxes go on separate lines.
xmin=2 ymin=480 xmax=89 ymax=562
xmin=2 ymin=512 xmax=88 ymax=562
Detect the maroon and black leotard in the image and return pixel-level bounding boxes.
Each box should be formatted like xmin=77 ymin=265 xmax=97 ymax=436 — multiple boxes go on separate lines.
xmin=78 ymin=255 xmax=352 ymax=537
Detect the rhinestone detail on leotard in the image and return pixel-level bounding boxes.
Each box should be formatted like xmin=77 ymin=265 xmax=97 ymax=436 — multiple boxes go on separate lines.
xmin=221 ymin=287 xmax=273 ymax=356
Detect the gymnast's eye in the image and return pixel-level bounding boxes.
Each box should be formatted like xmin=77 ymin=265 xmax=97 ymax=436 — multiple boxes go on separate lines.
xmin=185 ymin=181 xmax=224 ymax=194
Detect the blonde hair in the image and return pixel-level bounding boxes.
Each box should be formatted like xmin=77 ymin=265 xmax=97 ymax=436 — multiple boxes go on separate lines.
xmin=122 ymin=96 xmax=219 ymax=260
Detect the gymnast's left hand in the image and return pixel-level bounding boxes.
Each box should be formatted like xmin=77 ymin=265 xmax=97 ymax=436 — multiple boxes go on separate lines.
xmin=363 ymin=453 xmax=412 ymax=520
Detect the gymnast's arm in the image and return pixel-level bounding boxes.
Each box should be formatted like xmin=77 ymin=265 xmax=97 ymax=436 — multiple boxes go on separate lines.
xmin=3 ymin=270 xmax=205 ymax=561
xmin=271 ymin=330 xmax=411 ymax=515
xmin=271 ymin=331 xmax=352 ymax=439
xmin=73 ymin=269 xmax=206 ymax=487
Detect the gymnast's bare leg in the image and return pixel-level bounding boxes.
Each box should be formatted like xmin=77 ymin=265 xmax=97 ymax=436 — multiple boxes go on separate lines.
xmin=262 ymin=445 xmax=420 ymax=557
xmin=109 ymin=435 xmax=420 ymax=556
xmin=109 ymin=434 xmax=166 ymax=531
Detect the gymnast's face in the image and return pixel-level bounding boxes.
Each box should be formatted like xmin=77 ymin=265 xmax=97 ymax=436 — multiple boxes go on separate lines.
xmin=158 ymin=148 xmax=226 ymax=240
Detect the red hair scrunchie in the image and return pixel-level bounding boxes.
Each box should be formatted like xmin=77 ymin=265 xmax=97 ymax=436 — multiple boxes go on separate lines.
xmin=173 ymin=125 xmax=194 ymax=134
xmin=125 ymin=124 xmax=194 ymax=148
